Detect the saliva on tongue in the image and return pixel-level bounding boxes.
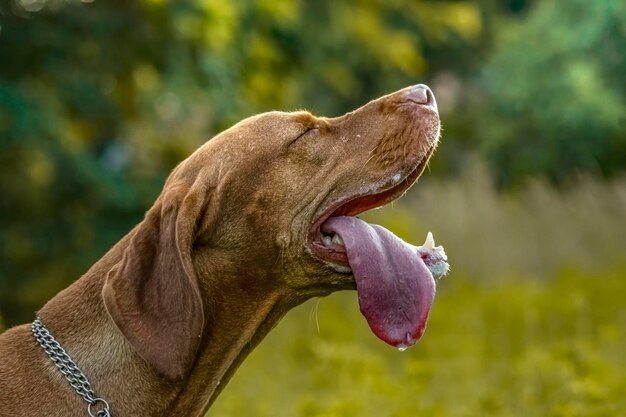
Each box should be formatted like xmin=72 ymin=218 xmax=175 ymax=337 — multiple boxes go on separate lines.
xmin=321 ymin=216 xmax=437 ymax=351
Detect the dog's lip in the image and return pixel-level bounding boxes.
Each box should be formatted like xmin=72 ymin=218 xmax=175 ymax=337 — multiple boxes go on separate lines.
xmin=307 ymin=148 xmax=433 ymax=269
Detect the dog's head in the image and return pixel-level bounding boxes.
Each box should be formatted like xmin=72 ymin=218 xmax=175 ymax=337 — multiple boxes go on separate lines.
xmin=103 ymin=85 xmax=440 ymax=380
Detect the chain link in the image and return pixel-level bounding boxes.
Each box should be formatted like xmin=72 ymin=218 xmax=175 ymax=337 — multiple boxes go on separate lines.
xmin=32 ymin=318 xmax=111 ymax=417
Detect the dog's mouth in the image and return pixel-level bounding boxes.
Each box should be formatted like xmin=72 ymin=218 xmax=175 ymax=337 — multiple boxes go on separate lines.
xmin=307 ymin=146 xmax=438 ymax=350
xmin=308 ymin=147 xmax=432 ymax=264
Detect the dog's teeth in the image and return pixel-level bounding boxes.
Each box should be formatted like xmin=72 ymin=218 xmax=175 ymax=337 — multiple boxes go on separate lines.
xmin=322 ymin=235 xmax=333 ymax=246
xmin=331 ymin=233 xmax=344 ymax=245
xmin=422 ymin=232 xmax=435 ymax=250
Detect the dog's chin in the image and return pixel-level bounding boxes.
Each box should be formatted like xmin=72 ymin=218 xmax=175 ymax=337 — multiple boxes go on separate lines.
xmin=322 ymin=260 xmax=352 ymax=274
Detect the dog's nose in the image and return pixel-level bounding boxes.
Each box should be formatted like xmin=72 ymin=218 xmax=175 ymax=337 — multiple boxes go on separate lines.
xmin=406 ymin=84 xmax=435 ymax=107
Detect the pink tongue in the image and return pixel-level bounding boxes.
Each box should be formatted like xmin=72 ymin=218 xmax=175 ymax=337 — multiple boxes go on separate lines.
xmin=322 ymin=216 xmax=436 ymax=348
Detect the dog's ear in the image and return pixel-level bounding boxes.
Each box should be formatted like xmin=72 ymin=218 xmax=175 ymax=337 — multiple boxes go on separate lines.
xmin=102 ymin=173 xmax=211 ymax=380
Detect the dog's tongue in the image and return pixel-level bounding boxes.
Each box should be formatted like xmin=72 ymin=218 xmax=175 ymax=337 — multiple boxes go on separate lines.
xmin=322 ymin=216 xmax=436 ymax=349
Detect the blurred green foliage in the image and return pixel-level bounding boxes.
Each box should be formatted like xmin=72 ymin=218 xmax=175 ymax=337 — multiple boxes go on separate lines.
xmin=480 ymin=0 xmax=626 ymax=187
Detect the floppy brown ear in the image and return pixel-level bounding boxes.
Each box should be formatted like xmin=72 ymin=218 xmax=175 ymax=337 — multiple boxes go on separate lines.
xmin=102 ymin=175 xmax=209 ymax=380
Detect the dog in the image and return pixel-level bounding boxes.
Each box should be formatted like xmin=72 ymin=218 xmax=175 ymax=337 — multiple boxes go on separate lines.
xmin=0 ymin=84 xmax=441 ymax=417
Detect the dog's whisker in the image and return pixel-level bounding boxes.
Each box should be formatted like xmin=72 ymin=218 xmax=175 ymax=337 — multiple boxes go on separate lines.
xmin=314 ymin=298 xmax=321 ymax=334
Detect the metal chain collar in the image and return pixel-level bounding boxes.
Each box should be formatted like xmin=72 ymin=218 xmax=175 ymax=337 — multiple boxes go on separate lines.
xmin=32 ymin=318 xmax=111 ymax=417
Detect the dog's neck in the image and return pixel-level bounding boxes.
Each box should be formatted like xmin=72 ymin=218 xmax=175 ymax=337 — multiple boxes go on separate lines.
xmin=37 ymin=230 xmax=293 ymax=417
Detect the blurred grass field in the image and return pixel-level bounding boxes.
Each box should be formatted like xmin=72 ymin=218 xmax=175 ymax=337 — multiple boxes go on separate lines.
xmin=208 ymin=166 xmax=626 ymax=417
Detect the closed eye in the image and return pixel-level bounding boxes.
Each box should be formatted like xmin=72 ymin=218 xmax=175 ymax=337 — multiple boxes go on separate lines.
xmin=289 ymin=126 xmax=320 ymax=145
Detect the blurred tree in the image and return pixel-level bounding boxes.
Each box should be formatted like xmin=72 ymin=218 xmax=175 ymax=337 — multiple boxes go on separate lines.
xmin=0 ymin=0 xmax=189 ymax=323
xmin=479 ymin=0 xmax=626 ymax=187
xmin=0 ymin=0 xmax=484 ymax=324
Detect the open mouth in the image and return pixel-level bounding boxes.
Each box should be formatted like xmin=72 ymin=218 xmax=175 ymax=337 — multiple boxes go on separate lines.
xmin=306 ymin=145 xmax=443 ymax=350
xmin=308 ymin=148 xmax=432 ymax=265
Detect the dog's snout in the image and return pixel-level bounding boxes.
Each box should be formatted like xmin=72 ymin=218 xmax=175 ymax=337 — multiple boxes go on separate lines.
xmin=405 ymin=84 xmax=435 ymax=107
xmin=408 ymin=85 xmax=430 ymax=104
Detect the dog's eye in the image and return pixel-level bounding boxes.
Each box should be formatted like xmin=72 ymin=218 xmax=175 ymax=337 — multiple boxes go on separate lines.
xmin=290 ymin=126 xmax=320 ymax=145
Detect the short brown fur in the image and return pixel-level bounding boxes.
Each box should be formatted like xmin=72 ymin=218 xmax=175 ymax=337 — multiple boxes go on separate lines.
xmin=0 ymin=86 xmax=440 ymax=417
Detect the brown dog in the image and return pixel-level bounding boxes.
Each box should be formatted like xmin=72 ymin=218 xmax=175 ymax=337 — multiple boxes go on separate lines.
xmin=0 ymin=85 xmax=440 ymax=417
